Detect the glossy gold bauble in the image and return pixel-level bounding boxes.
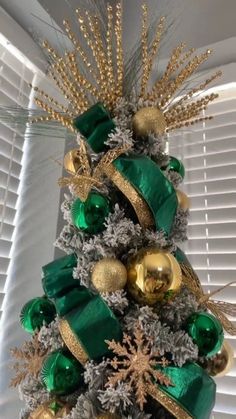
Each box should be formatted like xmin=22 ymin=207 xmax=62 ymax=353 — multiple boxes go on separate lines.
xmin=30 ymin=402 xmax=70 ymax=419
xmin=92 ymin=258 xmax=127 ymax=293
xmin=176 ymin=189 xmax=191 ymax=211
xmin=126 ymin=248 xmax=182 ymax=305
xmin=132 ymin=107 xmax=167 ymax=137
xmin=64 ymin=148 xmax=81 ymax=173
xmin=202 ymin=341 xmax=234 ymax=377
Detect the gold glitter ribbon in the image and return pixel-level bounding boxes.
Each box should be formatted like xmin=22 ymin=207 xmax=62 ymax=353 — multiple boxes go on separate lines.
xmin=59 ymin=319 xmax=89 ymax=365
xmin=103 ymin=163 xmax=154 ymax=229
xmin=147 ymin=384 xmax=192 ymax=419
xmin=181 ymin=263 xmax=236 ymax=335
xmin=58 ymin=140 xmax=131 ymax=202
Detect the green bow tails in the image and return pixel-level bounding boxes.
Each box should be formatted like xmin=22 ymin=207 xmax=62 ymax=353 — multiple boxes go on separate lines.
xmin=73 ymin=102 xmax=178 ymax=236
xmin=149 ymin=363 xmax=216 ymax=419
xmin=42 ymin=255 xmax=122 ymax=364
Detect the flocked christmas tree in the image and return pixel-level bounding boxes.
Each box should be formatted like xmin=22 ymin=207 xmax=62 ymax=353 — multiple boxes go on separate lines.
xmin=11 ymin=3 xmax=236 ymax=419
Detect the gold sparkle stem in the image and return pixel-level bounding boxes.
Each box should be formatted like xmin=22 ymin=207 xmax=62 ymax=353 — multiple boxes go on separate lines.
xmin=115 ymin=2 xmax=124 ymax=97
xmin=140 ymin=4 xmax=149 ymax=97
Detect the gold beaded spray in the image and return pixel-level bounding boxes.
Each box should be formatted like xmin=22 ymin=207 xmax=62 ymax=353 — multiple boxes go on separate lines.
xmin=31 ymin=2 xmax=221 ymax=133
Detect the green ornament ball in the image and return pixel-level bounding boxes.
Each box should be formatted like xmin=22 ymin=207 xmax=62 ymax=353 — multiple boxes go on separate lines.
xmin=41 ymin=350 xmax=83 ymax=395
xmin=20 ymin=297 xmax=56 ymax=334
xmin=186 ymin=312 xmax=224 ymax=357
xmin=71 ymin=192 xmax=110 ymax=234
xmin=163 ymin=156 xmax=185 ymax=179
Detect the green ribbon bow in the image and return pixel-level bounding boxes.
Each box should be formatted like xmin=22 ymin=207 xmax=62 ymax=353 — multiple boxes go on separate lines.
xmin=73 ymin=102 xmax=116 ymax=153
xmin=42 ymin=255 xmax=122 ymax=364
xmin=73 ymin=102 xmax=178 ymax=236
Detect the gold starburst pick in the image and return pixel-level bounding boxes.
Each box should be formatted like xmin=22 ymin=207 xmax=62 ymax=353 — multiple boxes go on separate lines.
xmin=30 ymin=3 xmax=221 ymax=134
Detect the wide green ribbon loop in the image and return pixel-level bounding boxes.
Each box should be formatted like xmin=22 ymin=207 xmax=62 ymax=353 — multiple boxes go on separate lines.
xmin=113 ymin=155 xmax=178 ymax=235
xmin=42 ymin=255 xmax=122 ymax=363
xmin=73 ymin=102 xmax=116 ymax=153
xmin=42 ymin=253 xmax=77 ymax=277
xmin=155 ymin=363 xmax=216 ymax=419
xmin=63 ymin=295 xmax=122 ymax=360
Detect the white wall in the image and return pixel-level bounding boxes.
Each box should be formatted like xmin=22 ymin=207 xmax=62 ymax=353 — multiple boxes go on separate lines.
xmin=0 ymin=73 xmax=66 ymax=416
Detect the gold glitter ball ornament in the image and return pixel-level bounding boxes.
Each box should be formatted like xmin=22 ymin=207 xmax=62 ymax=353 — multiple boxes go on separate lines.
xmin=132 ymin=107 xmax=167 ymax=137
xmin=201 ymin=340 xmax=234 ymax=377
xmin=63 ymin=148 xmax=81 ymax=174
xmin=29 ymin=401 xmax=70 ymax=419
xmin=126 ymin=248 xmax=182 ymax=305
xmin=176 ymin=189 xmax=191 ymax=211
xmin=92 ymin=258 xmax=127 ymax=293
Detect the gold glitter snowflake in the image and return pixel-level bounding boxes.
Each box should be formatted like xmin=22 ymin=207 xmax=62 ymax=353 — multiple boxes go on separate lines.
xmin=105 ymin=323 xmax=173 ymax=410
xmin=10 ymin=333 xmax=49 ymax=387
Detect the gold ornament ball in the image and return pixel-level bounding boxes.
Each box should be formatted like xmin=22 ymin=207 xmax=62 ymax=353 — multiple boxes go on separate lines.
xmin=64 ymin=148 xmax=81 ymax=173
xmin=176 ymin=189 xmax=191 ymax=211
xmin=30 ymin=402 xmax=70 ymax=419
xmin=202 ymin=341 xmax=234 ymax=377
xmin=126 ymin=248 xmax=182 ymax=305
xmin=132 ymin=107 xmax=167 ymax=137
xmin=92 ymin=258 xmax=127 ymax=293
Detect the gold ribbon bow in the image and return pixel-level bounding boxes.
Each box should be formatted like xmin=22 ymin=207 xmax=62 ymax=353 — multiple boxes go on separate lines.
xmin=58 ymin=139 xmax=130 ymax=201
xmin=181 ymin=263 xmax=236 ymax=335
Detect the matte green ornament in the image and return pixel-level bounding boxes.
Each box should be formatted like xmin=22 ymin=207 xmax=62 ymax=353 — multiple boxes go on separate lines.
xmin=41 ymin=350 xmax=83 ymax=395
xmin=20 ymin=297 xmax=56 ymax=334
xmin=186 ymin=312 xmax=224 ymax=357
xmin=71 ymin=192 xmax=110 ymax=234
xmin=163 ymin=156 xmax=185 ymax=179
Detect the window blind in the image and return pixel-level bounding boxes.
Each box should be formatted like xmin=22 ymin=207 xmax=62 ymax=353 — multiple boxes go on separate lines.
xmin=169 ymin=84 xmax=236 ymax=418
xmin=0 ymin=40 xmax=34 ymax=321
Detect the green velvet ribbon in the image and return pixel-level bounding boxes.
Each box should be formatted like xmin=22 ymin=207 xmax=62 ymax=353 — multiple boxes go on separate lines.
xmin=157 ymin=363 xmax=216 ymax=419
xmin=64 ymin=295 xmax=122 ymax=360
xmin=73 ymin=102 xmax=116 ymax=153
xmin=42 ymin=255 xmax=122 ymax=360
xmin=42 ymin=253 xmax=77 ymax=277
xmin=113 ymin=155 xmax=178 ymax=235
xmin=73 ymin=103 xmax=178 ymax=235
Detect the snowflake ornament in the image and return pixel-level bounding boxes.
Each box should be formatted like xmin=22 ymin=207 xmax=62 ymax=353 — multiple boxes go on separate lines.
xmin=10 ymin=333 xmax=49 ymax=387
xmin=105 ymin=323 xmax=173 ymax=410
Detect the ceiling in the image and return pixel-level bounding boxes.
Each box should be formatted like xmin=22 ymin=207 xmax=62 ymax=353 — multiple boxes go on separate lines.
xmin=0 ymin=0 xmax=235 ymax=73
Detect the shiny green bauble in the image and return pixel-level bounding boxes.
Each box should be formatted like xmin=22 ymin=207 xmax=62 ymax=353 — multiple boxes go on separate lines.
xmin=41 ymin=350 xmax=83 ymax=395
xmin=163 ymin=156 xmax=185 ymax=179
xmin=186 ymin=312 xmax=224 ymax=357
xmin=20 ymin=297 xmax=56 ymax=334
xmin=71 ymin=192 xmax=110 ymax=234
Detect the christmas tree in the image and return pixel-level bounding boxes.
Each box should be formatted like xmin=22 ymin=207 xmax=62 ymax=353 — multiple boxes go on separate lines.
xmin=11 ymin=3 xmax=236 ymax=419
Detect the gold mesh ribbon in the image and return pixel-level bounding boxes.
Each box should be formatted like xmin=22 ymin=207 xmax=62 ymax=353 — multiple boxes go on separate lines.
xmin=181 ymin=263 xmax=236 ymax=335
xmin=147 ymin=384 xmax=192 ymax=419
xmin=59 ymin=319 xmax=89 ymax=365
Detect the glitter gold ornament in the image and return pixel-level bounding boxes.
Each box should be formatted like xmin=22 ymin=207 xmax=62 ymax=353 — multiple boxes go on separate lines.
xmin=176 ymin=189 xmax=190 ymax=211
xmin=126 ymin=248 xmax=182 ymax=305
xmin=132 ymin=107 xmax=167 ymax=137
xmin=30 ymin=400 xmax=70 ymax=419
xmin=200 ymin=340 xmax=234 ymax=377
xmin=92 ymin=258 xmax=127 ymax=293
